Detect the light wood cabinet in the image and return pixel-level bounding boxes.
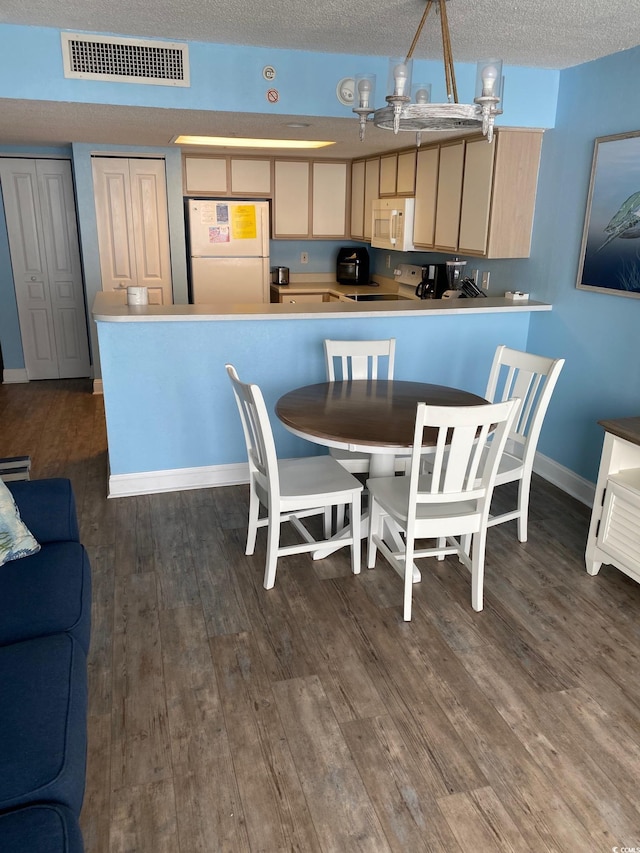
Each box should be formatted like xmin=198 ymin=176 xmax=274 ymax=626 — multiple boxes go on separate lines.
xmin=378 ymin=150 xmax=416 ymax=196
xmin=279 ymin=292 xmax=325 ymax=304
xmin=363 ymin=158 xmax=380 ymax=241
xmin=184 ymin=156 xmax=272 ymax=196
xmin=273 ymin=160 xmax=310 ymax=237
xmin=311 ymin=161 xmax=348 ymax=238
xmin=433 ymin=140 xmax=465 ymax=252
xmin=350 ymin=156 xmax=380 ymax=240
xmin=184 ymin=156 xmax=228 ymax=195
xmin=273 ymin=159 xmax=349 ymax=240
xmin=396 ymin=150 xmax=416 ymax=195
xmin=458 ymin=129 xmax=543 ymax=258
xmin=229 ymin=158 xmax=271 ymax=195
xmin=350 ymin=159 xmax=366 ymax=239
xmin=412 ymin=146 xmax=439 ymax=248
xmin=379 ymin=154 xmax=397 ymax=195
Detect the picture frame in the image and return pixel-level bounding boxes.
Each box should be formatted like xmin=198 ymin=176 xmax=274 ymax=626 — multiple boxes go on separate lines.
xmin=577 ymin=130 xmax=640 ymax=298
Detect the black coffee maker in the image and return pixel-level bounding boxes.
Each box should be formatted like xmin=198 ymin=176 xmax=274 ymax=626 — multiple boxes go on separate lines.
xmin=415 ymin=263 xmax=448 ymax=299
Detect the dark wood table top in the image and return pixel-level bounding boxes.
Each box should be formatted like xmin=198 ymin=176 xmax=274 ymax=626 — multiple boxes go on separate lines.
xmin=276 ymin=379 xmax=488 ymax=452
xmin=598 ymin=416 xmax=640 ymax=447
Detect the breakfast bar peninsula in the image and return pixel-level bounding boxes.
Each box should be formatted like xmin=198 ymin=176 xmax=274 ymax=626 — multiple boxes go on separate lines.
xmin=92 ymin=290 xmax=550 ymax=497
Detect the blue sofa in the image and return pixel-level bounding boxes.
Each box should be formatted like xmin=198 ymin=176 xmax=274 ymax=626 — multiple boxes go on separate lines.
xmin=0 ymin=478 xmax=91 ymax=852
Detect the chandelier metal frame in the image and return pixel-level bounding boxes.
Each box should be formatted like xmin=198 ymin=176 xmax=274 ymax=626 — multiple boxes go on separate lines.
xmin=353 ymin=0 xmax=502 ymax=145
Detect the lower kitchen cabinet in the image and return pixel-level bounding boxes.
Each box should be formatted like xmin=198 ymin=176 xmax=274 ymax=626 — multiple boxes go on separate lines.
xmin=278 ymin=292 xmax=326 ymax=304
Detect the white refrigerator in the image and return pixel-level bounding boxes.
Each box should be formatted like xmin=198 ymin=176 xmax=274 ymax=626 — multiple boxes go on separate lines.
xmin=188 ymin=199 xmax=270 ymax=304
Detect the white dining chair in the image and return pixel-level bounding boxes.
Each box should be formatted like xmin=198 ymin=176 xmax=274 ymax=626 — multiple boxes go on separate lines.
xmin=226 ymin=364 xmax=363 ymax=589
xmin=367 ymin=398 xmax=518 ymax=620
xmin=324 ymin=338 xmax=405 ymax=529
xmin=483 ymin=345 xmax=565 ymax=542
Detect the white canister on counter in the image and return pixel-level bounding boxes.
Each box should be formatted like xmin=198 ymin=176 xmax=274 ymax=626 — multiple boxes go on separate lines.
xmin=127 ymin=286 xmax=149 ymax=306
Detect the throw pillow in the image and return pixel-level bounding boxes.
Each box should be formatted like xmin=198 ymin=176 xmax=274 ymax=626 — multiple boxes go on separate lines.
xmin=0 ymin=478 xmax=40 ymax=566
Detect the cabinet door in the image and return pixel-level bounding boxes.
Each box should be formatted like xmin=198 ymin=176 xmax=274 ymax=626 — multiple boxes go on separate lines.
xmin=396 ymin=150 xmax=416 ymax=195
xmin=458 ymin=138 xmax=495 ymax=255
xmin=280 ymin=293 xmax=324 ymax=303
xmin=312 ymin=162 xmax=348 ymax=237
xmin=230 ymin=158 xmax=271 ymax=195
xmin=434 ymin=141 xmax=465 ymax=252
xmin=363 ymin=158 xmax=380 ymax=241
xmin=184 ymin=156 xmax=228 ymax=194
xmin=379 ymin=154 xmax=397 ymax=196
xmin=350 ymin=160 xmax=366 ymax=238
xmin=273 ymin=161 xmax=310 ymax=237
xmin=413 ymin=146 xmax=439 ymax=248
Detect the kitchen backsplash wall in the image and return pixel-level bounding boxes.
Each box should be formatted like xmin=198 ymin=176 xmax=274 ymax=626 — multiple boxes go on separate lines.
xmin=269 ymin=240 xmax=362 ymax=275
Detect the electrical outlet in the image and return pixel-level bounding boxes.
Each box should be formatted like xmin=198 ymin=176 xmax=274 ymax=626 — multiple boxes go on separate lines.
xmin=300 ymin=252 xmax=308 ymax=264
xmin=386 ymin=254 xmax=391 ymax=269
xmin=482 ymin=271 xmax=491 ymax=290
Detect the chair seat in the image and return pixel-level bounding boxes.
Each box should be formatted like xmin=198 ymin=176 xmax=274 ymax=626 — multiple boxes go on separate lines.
xmin=367 ymin=475 xmax=481 ymax=530
xmin=494 ymin=450 xmax=524 ymax=484
xmin=278 ymin=456 xmax=364 ymax=504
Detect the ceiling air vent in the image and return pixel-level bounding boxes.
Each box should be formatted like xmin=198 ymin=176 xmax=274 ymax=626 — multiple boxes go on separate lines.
xmin=61 ymin=33 xmax=190 ymax=87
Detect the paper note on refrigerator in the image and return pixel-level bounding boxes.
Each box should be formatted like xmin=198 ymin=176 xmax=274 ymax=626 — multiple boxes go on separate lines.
xmin=231 ymin=205 xmax=257 ymax=240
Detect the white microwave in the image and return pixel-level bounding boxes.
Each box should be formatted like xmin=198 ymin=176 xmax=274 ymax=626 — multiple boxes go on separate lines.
xmin=371 ymin=197 xmax=416 ymax=252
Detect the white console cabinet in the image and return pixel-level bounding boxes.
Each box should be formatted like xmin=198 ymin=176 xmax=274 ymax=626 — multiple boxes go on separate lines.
xmin=585 ymin=416 xmax=640 ymax=584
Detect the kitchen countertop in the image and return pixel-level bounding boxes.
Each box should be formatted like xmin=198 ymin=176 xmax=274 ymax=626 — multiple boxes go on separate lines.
xmin=93 ymin=287 xmax=551 ymax=322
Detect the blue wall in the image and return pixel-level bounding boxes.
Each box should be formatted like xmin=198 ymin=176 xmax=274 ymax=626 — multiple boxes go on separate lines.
xmin=524 ymin=46 xmax=640 ymax=482
xmin=97 ymin=311 xmax=532 ymax=475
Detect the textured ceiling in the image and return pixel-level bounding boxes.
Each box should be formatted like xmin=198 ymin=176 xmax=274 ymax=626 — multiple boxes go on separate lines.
xmin=0 ymin=0 xmax=638 ymax=156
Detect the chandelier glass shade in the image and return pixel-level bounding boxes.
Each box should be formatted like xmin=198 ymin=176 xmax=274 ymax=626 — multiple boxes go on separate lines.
xmin=353 ymin=0 xmax=503 ymax=144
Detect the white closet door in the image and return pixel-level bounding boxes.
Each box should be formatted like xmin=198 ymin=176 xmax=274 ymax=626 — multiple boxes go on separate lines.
xmin=0 ymin=158 xmax=90 ymax=380
xmin=92 ymin=157 xmax=172 ymax=305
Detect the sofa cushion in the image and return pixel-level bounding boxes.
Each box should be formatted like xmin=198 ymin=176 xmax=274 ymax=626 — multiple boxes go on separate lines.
xmin=0 ymin=542 xmax=91 ymax=653
xmin=0 ymin=478 xmax=40 ymax=566
xmin=0 ymin=804 xmax=84 ymax=853
xmin=0 ymin=634 xmax=87 ymax=816
xmin=7 ymin=479 xmax=80 ymax=544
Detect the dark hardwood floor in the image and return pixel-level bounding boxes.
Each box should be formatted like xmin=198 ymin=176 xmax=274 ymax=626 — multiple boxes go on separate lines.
xmin=2 ymin=378 xmax=640 ymax=852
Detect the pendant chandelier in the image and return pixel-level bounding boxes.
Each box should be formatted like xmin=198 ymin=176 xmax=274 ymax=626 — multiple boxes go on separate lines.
xmin=353 ymin=0 xmax=503 ymax=145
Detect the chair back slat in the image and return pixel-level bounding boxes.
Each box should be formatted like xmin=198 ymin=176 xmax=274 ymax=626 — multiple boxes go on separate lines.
xmin=325 ymin=339 xmax=395 ymax=382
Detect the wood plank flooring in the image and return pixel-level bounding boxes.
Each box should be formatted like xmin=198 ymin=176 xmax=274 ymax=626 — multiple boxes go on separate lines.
xmin=2 ymin=379 xmax=640 ymax=852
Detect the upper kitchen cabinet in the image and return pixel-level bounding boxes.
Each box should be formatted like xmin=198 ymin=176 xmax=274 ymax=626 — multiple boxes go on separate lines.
xmin=379 ymin=150 xmax=416 ymax=197
xmin=433 ymin=140 xmax=465 ymax=252
xmin=273 ymin=159 xmax=349 ymax=240
xmin=183 ymin=155 xmax=272 ymax=197
xmin=273 ymin=160 xmax=310 ymax=237
xmin=458 ymin=129 xmax=543 ymax=258
xmin=412 ymin=129 xmax=543 ymax=258
xmin=413 ymin=145 xmax=440 ymax=248
xmin=350 ymin=157 xmax=381 ymax=241
xmin=311 ymin=161 xmax=348 ymax=238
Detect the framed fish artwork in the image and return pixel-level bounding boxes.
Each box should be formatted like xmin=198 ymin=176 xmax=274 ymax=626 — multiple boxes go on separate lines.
xmin=577 ymin=130 xmax=640 ymax=298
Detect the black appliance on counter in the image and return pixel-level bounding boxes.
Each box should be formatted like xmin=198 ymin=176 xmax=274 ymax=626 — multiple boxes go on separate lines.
xmin=336 ymin=247 xmax=370 ymax=287
xmin=415 ymin=263 xmax=448 ymax=299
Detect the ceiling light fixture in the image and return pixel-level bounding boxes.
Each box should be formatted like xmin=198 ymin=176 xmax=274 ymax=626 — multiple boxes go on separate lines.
xmin=353 ymin=0 xmax=503 ymax=145
xmin=172 ymin=135 xmax=334 ymax=149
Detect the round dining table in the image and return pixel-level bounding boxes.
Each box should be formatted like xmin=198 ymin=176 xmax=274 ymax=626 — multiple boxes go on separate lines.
xmin=276 ymin=379 xmax=489 ymax=580
xmin=276 ymin=379 xmax=488 ymax=477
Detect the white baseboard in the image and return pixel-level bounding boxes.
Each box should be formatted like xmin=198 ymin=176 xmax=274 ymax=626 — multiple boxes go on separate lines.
xmin=92 ymin=379 xmax=103 ymax=395
xmin=106 ymin=452 xmax=596 ymax=508
xmin=533 ymin=451 xmax=595 ymax=508
xmin=108 ymin=462 xmax=250 ymax=497
xmin=2 ymin=368 xmax=28 ymax=384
